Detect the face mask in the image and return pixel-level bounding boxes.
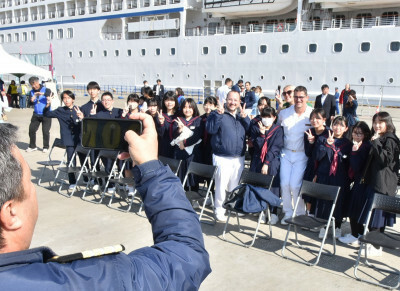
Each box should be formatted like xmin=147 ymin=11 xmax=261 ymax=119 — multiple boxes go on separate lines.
xmin=128 ymin=102 xmax=138 ymax=110
xmin=262 ymin=118 xmax=274 ymax=127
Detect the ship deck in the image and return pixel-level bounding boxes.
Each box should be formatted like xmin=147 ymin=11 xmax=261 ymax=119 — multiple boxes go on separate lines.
xmin=9 ymin=97 xmax=400 ymax=290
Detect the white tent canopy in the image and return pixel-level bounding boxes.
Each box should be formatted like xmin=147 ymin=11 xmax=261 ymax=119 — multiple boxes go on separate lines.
xmin=0 ymin=45 xmax=52 ymax=80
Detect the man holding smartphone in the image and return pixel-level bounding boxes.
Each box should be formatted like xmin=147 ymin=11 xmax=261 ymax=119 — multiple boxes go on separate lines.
xmin=26 ymin=76 xmax=52 ymax=153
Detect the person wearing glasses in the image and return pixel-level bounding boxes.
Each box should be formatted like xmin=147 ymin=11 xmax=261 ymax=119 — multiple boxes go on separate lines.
xmin=276 ymin=85 xmax=295 ymax=114
xmin=277 ymin=86 xmax=313 ymax=225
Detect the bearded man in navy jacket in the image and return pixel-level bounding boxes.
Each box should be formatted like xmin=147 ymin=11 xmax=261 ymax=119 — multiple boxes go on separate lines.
xmin=206 ymin=91 xmax=250 ymax=222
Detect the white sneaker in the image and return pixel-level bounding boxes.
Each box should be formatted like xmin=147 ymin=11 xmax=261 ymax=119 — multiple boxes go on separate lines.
xmin=259 ymin=211 xmax=267 ymax=223
xmin=361 ymin=244 xmax=382 ymax=257
xmin=26 ymin=147 xmax=37 ymax=152
xmin=270 ymin=214 xmax=279 ymax=225
xmin=92 ymin=184 xmax=100 ymax=191
xmin=42 ymin=148 xmax=48 ymax=153
xmin=216 ymin=213 xmax=227 ymax=222
xmin=235 ymin=212 xmax=245 ymax=217
xmin=319 ymin=228 xmax=326 ymax=239
xmin=334 ymin=228 xmax=342 ymax=239
xmin=127 ymin=186 xmax=135 ymax=196
xmin=68 ymin=184 xmax=76 ymax=190
xmin=192 ymin=201 xmax=201 ymax=209
xmin=338 ymin=234 xmax=359 ymax=245
xmin=107 ymin=187 xmax=116 ymax=194
xmin=281 ymin=214 xmax=291 ymax=225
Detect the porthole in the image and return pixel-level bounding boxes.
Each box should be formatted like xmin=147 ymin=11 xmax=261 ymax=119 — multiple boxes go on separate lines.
xmin=156 ymin=73 xmax=160 ymax=77
xmin=202 ymin=47 xmax=208 ymax=55
xmin=260 ymin=75 xmax=264 ymax=80
xmin=259 ymin=45 xmax=267 ymax=54
xmin=388 ymin=77 xmax=394 ymax=84
xmin=308 ymin=76 xmax=313 ymax=82
xmin=171 ymin=73 xmax=175 ymax=78
xmin=333 ymin=43 xmax=343 ymax=53
xmin=142 ymin=73 xmax=146 ymax=77
xmin=103 ymin=50 xmax=107 ymax=57
xmin=360 ymin=42 xmax=370 ymax=52
xmin=281 ymin=44 xmax=289 ymax=53
xmin=187 ymin=74 xmax=190 ymax=78
xmin=240 ymin=75 xmax=244 ymax=79
xmin=114 ymin=50 xmax=119 ymax=57
xmin=333 ymin=77 xmax=338 ymax=82
xmin=220 ymin=46 xmax=227 ymax=54
xmin=308 ymin=43 xmax=317 ymax=53
xmin=221 ymin=74 xmax=225 ymax=79
xmin=203 ymin=74 xmax=207 ymax=79
xmin=127 ymin=49 xmax=132 ymax=56
xmin=390 ymin=41 xmax=400 ymax=52
xmin=281 ymin=76 xmax=286 ymax=81
xmin=170 ymin=48 xmax=176 ymax=55
xmin=360 ymin=77 xmax=365 ymax=83
xmin=141 ymin=49 xmax=146 ymax=56
xmin=239 ymin=45 xmax=246 ymax=54
xmin=78 ymin=51 xmax=83 ymax=58
xmin=68 ymin=51 xmax=73 ymax=58
xmin=155 ymin=48 xmax=161 ymax=55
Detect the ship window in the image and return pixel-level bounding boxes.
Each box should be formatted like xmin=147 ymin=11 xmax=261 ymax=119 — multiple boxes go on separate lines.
xmin=333 ymin=77 xmax=338 ymax=82
xmin=22 ymin=32 xmax=27 ymax=42
xmin=187 ymin=74 xmax=190 ymax=78
xmin=240 ymin=74 xmax=244 ymax=79
xmin=103 ymin=50 xmax=108 ymax=57
xmin=7 ymin=34 xmax=11 ymax=42
xmin=141 ymin=49 xmax=146 ymax=56
xmin=308 ymin=76 xmax=313 ymax=82
xmin=260 ymin=75 xmax=264 ymax=80
xmin=381 ymin=11 xmax=398 ymax=24
xmin=281 ymin=76 xmax=286 ymax=81
xmin=30 ymin=31 xmax=36 ymax=41
xmin=203 ymin=74 xmax=207 ymax=79
xmin=239 ymin=45 xmax=246 ymax=54
xmin=0 ymin=35 xmax=3 ymax=43
xmin=308 ymin=43 xmax=317 ymax=53
xmin=360 ymin=42 xmax=370 ymax=52
xmin=57 ymin=28 xmax=63 ymax=39
xmin=89 ymin=51 xmax=93 ymax=58
xmin=171 ymin=73 xmax=174 ymax=78
xmin=360 ymin=77 xmax=365 ymax=83
xmin=220 ymin=46 xmax=227 ymax=54
xmin=356 ymin=13 xmax=372 ymax=19
xmin=127 ymin=49 xmax=132 ymax=56
xmin=48 ymin=30 xmax=53 ymax=40
xmin=388 ymin=77 xmax=394 ymax=84
xmin=14 ymin=33 xmax=19 ymax=42
xmin=281 ymin=44 xmax=289 ymax=53
xmin=68 ymin=51 xmax=73 ymax=58
xmin=67 ymin=28 xmax=73 ymax=39
xmin=333 ymin=43 xmax=343 ymax=53
xmin=259 ymin=45 xmax=267 ymax=54
xmin=221 ymin=74 xmax=225 ymax=79
xmin=390 ymin=41 xmax=400 ymax=52
xmin=77 ymin=51 xmax=82 ymax=58
xmin=202 ymin=47 xmax=208 ymax=55
xmin=155 ymin=48 xmax=161 ymax=56
xmin=170 ymin=48 xmax=176 ymax=55
xmin=115 ymin=50 xmax=119 ymax=57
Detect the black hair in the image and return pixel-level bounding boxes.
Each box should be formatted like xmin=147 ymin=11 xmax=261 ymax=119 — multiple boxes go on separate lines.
xmin=237 ymin=80 xmax=243 ymax=85
xmin=321 ymin=84 xmax=329 ymax=90
xmin=61 ymin=90 xmax=75 ymax=100
xmin=101 ymin=91 xmax=113 ymax=99
xmin=352 ymin=121 xmax=371 ymax=141
xmin=87 ymin=81 xmax=100 ymax=91
xmin=20 ymin=81 xmax=25 ymax=84
xmin=225 ymin=78 xmax=232 ymax=85
xmin=371 ymin=111 xmax=396 ymax=135
xmin=176 ymin=87 xmax=184 ymax=97
xmin=258 ymin=96 xmax=271 ymax=107
xmin=162 ymin=91 xmax=178 ymax=113
xmin=204 ymin=96 xmax=218 ymax=106
xmin=310 ymin=108 xmax=326 ymax=120
xmin=348 ymin=89 xmax=357 ymax=100
xmin=332 ymin=115 xmax=348 ymax=127
xmin=143 ymin=87 xmax=154 ymax=98
xmin=147 ymin=98 xmax=159 ymax=108
xmin=180 ymin=98 xmax=200 ymax=117
xmin=294 ymin=85 xmax=308 ymax=96
xmin=156 ymin=79 xmax=161 ymax=83
xmin=260 ymin=107 xmax=277 ymax=118
xmin=127 ymin=93 xmax=140 ymax=104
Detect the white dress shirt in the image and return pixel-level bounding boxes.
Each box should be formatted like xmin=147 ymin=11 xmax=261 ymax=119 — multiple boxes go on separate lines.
xmin=278 ymin=105 xmax=313 ymax=152
xmin=216 ymin=85 xmax=230 ymax=104
xmin=321 ymin=94 xmax=327 ymax=106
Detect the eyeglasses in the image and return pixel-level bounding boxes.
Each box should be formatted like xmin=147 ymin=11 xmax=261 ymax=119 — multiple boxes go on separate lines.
xmin=294 ymin=96 xmax=306 ymax=99
xmin=282 ymin=90 xmax=292 ymax=96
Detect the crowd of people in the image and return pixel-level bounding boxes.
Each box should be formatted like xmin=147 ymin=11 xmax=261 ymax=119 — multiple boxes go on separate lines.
xmin=1 ymin=76 xmax=399 ymax=258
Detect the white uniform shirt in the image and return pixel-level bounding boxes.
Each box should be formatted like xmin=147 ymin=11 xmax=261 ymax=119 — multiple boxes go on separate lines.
xmin=216 ymin=85 xmax=230 ymax=104
xmin=321 ymin=94 xmax=327 ymax=106
xmin=278 ymin=105 xmax=313 ymax=152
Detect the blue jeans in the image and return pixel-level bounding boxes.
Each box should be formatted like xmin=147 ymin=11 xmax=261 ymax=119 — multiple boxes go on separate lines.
xmin=335 ymin=101 xmax=340 ymax=115
xmin=19 ymin=95 xmax=27 ymax=109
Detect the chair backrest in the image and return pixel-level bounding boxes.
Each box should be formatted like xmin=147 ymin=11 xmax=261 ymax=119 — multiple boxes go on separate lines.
xmin=53 ymin=138 xmax=66 ymax=149
xmin=299 ymin=180 xmax=340 ymax=202
xmin=159 ymin=156 xmax=182 ymax=174
xmin=371 ymin=193 xmax=400 ymax=215
xmin=186 ymin=161 xmax=216 ymax=179
xmin=239 ymin=169 xmax=274 ymax=189
xmin=76 ymin=145 xmax=91 ymax=155
xmin=98 ymin=150 xmax=120 ymax=159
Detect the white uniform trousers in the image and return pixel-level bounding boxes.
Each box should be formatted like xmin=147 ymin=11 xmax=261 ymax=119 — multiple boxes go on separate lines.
xmin=213 ymin=154 xmax=245 ymax=216
xmin=280 ymin=149 xmax=308 ymax=217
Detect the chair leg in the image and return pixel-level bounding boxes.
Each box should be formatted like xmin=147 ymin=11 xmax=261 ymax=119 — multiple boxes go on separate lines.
xmin=198 ymin=191 xmax=216 ymax=225
xmin=222 ymin=211 xmax=232 ymax=241
xmin=37 ymin=165 xmax=47 ymax=186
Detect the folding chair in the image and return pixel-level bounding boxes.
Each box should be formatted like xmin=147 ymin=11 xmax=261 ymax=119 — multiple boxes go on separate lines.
xmin=81 ymin=150 xmax=120 ymax=204
xmin=159 ymin=156 xmax=182 ymax=175
xmin=37 ymin=138 xmax=66 ymax=187
xmin=222 ymin=169 xmax=274 ymax=248
xmin=281 ymin=180 xmax=340 ymax=266
xmin=182 ymin=161 xmax=217 ymax=225
xmin=53 ymin=146 xmax=91 ymax=197
xmin=354 ymin=193 xmax=400 ymax=289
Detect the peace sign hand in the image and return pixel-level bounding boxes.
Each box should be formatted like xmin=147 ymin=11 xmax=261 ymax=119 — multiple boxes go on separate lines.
xmin=90 ymin=104 xmax=97 ymax=115
xmin=216 ymin=100 xmax=225 ymax=115
xmin=305 ymin=129 xmax=315 ymax=144
xmin=240 ymin=103 xmax=247 ymax=118
xmin=352 ymin=140 xmax=362 ymax=151
xmin=158 ymin=110 xmax=165 ymax=125
xmin=327 ymin=130 xmax=334 ymax=145
xmin=122 ymin=105 xmax=129 ymax=117
xmin=74 ymin=106 xmax=84 ymax=120
xmin=258 ymin=121 xmax=267 ymax=135
xmin=174 ymin=118 xmax=185 ymax=133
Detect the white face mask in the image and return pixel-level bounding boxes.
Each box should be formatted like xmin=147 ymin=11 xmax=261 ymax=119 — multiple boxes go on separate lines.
xmin=262 ymin=117 xmax=274 ymax=127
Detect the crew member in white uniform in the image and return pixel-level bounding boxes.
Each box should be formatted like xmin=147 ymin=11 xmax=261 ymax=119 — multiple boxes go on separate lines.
xmin=278 ymin=85 xmax=313 ymax=224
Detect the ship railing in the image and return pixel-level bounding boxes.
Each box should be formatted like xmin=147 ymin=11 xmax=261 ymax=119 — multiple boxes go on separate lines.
xmin=89 ymin=5 xmax=97 ymax=14
xmin=6 ymin=0 xmax=11 ymax=6
xmin=39 ymin=13 xmax=45 ymax=20
xmin=78 ymin=7 xmax=85 ymax=15
xmin=22 ymin=0 xmax=27 ymax=3
xmin=31 ymin=0 xmax=36 ymax=2
xmin=302 ymin=16 xmax=399 ymax=31
xmin=127 ymin=0 xmax=138 ymax=8
xmin=57 ymin=10 xmax=65 ymax=17
xmin=5 ymin=18 xmax=12 ymax=24
xmin=113 ymin=2 xmax=122 ymax=11
xmin=48 ymin=11 xmax=56 ymax=19
xmin=67 ymin=8 xmax=76 ymax=16
xmin=102 ymin=32 xmax=122 ymax=40
xmin=31 ymin=14 xmax=37 ymax=20
xmin=21 ymin=15 xmax=28 ymax=21
xmin=0 ymin=19 xmax=4 ymax=25
xmin=0 ymin=2 xmax=5 ymax=8
xmin=102 ymin=3 xmax=111 ymax=12
xmin=14 ymin=0 xmax=20 ymax=5
xmin=154 ymin=0 xmax=167 ymax=6
xmin=14 ymin=16 xmax=20 ymax=23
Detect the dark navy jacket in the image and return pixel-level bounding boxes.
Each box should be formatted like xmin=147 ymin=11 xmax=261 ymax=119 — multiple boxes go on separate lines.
xmin=94 ymin=107 xmax=123 ymax=119
xmin=80 ymin=99 xmax=104 ymax=117
xmin=0 ymin=160 xmax=211 ymax=290
xmin=206 ymin=110 xmax=250 ymax=157
xmin=242 ymin=90 xmax=256 ymax=109
xmin=157 ymin=113 xmax=177 ymax=158
xmin=43 ymin=105 xmax=81 ymax=146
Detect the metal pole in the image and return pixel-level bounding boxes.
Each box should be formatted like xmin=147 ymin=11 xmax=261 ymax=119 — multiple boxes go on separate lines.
xmin=378 ymin=86 xmax=383 ymax=112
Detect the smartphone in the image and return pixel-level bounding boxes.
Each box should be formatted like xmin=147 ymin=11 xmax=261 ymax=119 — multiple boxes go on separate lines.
xmin=81 ymin=118 xmax=143 ymax=151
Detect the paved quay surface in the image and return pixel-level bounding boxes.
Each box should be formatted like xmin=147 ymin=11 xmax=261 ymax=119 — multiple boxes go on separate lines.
xmin=5 ymin=98 xmax=400 ymax=290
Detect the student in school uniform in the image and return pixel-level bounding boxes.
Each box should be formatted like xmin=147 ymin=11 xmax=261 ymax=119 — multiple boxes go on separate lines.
xmin=338 ymin=121 xmax=371 ymax=246
xmin=357 ymin=112 xmax=399 ymax=256
xmin=249 ymin=107 xmax=283 ymax=224
xmin=43 ymin=90 xmax=82 ymax=189
xmin=197 ymin=96 xmax=217 ymax=166
xmin=157 ymin=91 xmax=179 ymax=158
xmin=303 ymin=108 xmax=330 ymax=216
xmin=172 ymin=98 xmax=202 ymax=189
xmin=313 ymin=116 xmax=352 ymax=239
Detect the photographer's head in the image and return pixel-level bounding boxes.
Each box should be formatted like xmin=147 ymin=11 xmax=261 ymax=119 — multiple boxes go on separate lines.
xmin=101 ymin=92 xmax=114 ymax=110
xmin=0 ymin=124 xmax=38 ymax=253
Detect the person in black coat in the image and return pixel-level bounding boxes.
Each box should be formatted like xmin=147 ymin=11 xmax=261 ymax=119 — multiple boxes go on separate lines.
xmin=152 ymin=79 xmax=165 ymax=107
xmin=197 ymin=97 xmax=217 ymax=166
xmin=157 ymin=91 xmax=179 ymax=158
xmin=314 ymin=84 xmax=336 ymax=127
